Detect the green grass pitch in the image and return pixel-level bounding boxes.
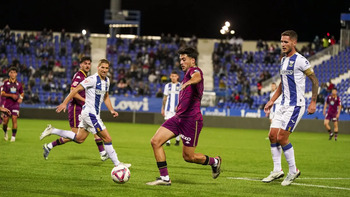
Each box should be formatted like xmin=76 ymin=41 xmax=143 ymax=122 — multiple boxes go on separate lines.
xmin=0 ymin=118 xmax=349 ymax=196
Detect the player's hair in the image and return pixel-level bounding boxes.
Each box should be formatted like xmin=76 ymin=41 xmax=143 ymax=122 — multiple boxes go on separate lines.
xmin=8 ymin=66 xmax=18 ymax=73
xmin=332 ymin=87 xmax=337 ymax=91
xmin=177 ymin=46 xmax=199 ymax=61
xmin=271 ymin=82 xmax=276 ymax=85
xmin=281 ymin=30 xmax=298 ymax=41
xmin=170 ymin=70 xmax=178 ymax=75
xmin=80 ymin=56 xmax=91 ymax=63
xmin=98 ymin=59 xmax=110 ymax=67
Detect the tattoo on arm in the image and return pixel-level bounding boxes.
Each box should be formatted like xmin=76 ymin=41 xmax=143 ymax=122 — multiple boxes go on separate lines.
xmin=308 ymin=73 xmax=319 ymax=102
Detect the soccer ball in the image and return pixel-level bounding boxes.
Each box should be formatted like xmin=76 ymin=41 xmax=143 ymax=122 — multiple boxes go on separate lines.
xmin=111 ymin=165 xmax=130 ymax=184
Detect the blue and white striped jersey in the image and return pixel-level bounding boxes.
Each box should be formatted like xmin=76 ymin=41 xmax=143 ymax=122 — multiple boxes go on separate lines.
xmin=163 ymin=82 xmax=180 ymax=119
xmin=80 ymin=73 xmax=109 ymax=116
xmin=280 ymin=52 xmax=311 ymax=106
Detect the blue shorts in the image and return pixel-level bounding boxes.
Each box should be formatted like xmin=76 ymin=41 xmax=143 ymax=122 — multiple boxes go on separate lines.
xmin=162 ymin=116 xmax=203 ymax=147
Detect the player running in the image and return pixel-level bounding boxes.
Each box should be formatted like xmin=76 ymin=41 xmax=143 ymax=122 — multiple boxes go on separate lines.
xmin=40 ymin=59 xmax=130 ymax=168
xmin=1 ymin=67 xmax=24 ymax=142
xmin=263 ymin=30 xmax=319 ymax=186
xmin=42 ymin=57 xmax=108 ymax=160
xmin=162 ymin=71 xmax=181 ymax=146
xmin=146 ymin=47 xmax=221 ymax=186
xmin=267 ymin=82 xmax=282 ymax=123
xmin=323 ymin=88 xmax=342 ymax=141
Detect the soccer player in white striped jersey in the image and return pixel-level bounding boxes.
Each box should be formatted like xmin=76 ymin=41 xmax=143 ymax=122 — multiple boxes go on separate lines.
xmin=40 ymin=59 xmax=130 ymax=168
xmin=162 ymin=71 xmax=181 ymax=146
xmin=263 ymin=30 xmax=319 ymax=186
xmin=268 ymin=82 xmax=282 ymax=123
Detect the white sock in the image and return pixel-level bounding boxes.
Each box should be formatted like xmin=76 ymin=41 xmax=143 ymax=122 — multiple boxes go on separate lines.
xmin=47 ymin=143 xmax=53 ymax=149
xmin=100 ymin=150 xmax=106 ymax=156
xmin=166 ymin=140 xmax=170 ymax=144
xmin=176 ymin=136 xmax=180 ymax=141
xmin=51 ymin=128 xmax=76 ymax=140
xmin=160 ymin=175 xmax=170 ymax=181
xmin=270 ymin=143 xmax=282 ymax=172
xmin=104 ymin=143 xmax=120 ymax=166
xmin=282 ymin=143 xmax=297 ymax=174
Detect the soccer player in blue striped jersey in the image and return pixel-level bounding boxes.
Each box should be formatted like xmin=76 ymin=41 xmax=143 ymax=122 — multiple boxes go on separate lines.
xmin=263 ymin=30 xmax=319 ymax=186
xmin=162 ymin=71 xmax=181 ymax=146
xmin=40 ymin=59 xmax=130 ymax=168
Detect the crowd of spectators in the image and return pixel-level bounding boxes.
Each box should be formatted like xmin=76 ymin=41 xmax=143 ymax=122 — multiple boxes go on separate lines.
xmin=106 ymin=33 xmax=197 ymax=97
xmin=0 ymin=25 xmax=91 ymax=105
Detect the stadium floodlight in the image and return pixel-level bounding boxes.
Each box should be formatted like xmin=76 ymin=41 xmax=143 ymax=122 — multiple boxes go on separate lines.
xmin=82 ymin=29 xmax=87 ymax=36
xmin=225 ymin=21 xmax=230 ymax=27
xmin=220 ymin=29 xmax=226 ymax=35
xmin=230 ymin=30 xmax=235 ymax=34
xmin=223 ymin=26 xmax=229 ymax=31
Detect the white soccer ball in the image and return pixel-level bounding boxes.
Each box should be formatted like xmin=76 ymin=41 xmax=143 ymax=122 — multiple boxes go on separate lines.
xmin=111 ymin=165 xmax=130 ymax=184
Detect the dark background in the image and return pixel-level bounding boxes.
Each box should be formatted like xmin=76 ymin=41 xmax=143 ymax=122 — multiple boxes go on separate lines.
xmin=0 ymin=0 xmax=349 ymax=41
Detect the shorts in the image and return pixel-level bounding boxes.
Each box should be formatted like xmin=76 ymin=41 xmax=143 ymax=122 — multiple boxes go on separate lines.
xmin=78 ymin=111 xmax=106 ymax=134
xmin=68 ymin=103 xmax=82 ymax=128
xmin=4 ymin=105 xmax=20 ymax=117
xmin=162 ymin=116 xmax=203 ymax=147
xmin=271 ymin=105 xmax=305 ymax=132
xmin=325 ymin=113 xmax=338 ymax=122
xmin=269 ymin=103 xmax=281 ymax=120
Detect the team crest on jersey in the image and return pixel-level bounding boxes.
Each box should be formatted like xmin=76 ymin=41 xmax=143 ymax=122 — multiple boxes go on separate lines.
xmin=72 ymin=81 xmax=79 ymax=87
xmin=289 ymin=61 xmax=294 ymax=67
xmin=330 ymin=101 xmax=334 ymax=105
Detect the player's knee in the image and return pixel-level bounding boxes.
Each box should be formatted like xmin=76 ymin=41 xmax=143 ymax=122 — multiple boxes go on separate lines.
xmin=150 ymin=136 xmax=161 ymax=147
xmin=268 ymin=133 xmax=277 ymax=142
xmin=74 ymin=139 xmax=84 ymax=144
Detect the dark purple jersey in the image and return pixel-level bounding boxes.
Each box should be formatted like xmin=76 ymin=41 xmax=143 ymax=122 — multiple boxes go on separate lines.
xmin=70 ymin=70 xmax=87 ymax=106
xmin=2 ymin=79 xmax=23 ymax=108
xmin=326 ymin=95 xmax=341 ymax=115
xmin=176 ymin=66 xmax=203 ymax=120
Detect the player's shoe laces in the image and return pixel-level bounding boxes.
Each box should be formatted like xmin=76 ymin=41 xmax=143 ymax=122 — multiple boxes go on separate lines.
xmin=100 ymin=151 xmax=109 ymax=161
xmin=262 ymin=170 xmax=285 ymax=183
xmin=4 ymin=132 xmax=8 ymax=141
xmin=118 ymin=162 xmax=132 ymax=168
xmin=43 ymin=143 xmax=51 ymax=160
xmin=211 ymin=156 xmax=222 ymax=179
xmin=146 ymin=177 xmax=171 ymax=186
xmin=40 ymin=124 xmax=53 ymax=140
xmin=175 ymin=140 xmax=180 ymax=146
xmin=281 ymin=169 xmax=301 ymax=186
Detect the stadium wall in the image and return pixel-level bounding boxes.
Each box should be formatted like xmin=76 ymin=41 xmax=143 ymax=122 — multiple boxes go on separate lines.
xmin=21 ymin=108 xmax=350 ymax=134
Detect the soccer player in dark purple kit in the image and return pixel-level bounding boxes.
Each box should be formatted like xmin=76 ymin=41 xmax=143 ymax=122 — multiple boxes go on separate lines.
xmin=323 ymin=88 xmax=342 ymax=141
xmin=146 ymin=47 xmax=222 ymax=186
xmin=1 ymin=67 xmax=24 ymax=142
xmin=42 ymin=57 xmax=108 ymax=160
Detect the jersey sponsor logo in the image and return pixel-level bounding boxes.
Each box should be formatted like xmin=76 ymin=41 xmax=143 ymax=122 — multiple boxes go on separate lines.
xmin=280 ymin=70 xmax=294 ymax=75
xmin=10 ymin=87 xmax=17 ymax=93
xmin=72 ymin=81 xmax=79 ymax=87
xmin=95 ymin=89 xmax=106 ymax=95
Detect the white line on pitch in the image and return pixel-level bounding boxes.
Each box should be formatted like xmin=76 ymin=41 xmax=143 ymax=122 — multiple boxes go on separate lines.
xmin=227 ymin=177 xmax=350 ymax=191
xmin=298 ymin=178 xmax=350 ymax=180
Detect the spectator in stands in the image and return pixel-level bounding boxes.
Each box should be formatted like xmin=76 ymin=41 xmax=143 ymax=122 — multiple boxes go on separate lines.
xmin=148 ymin=70 xmax=157 ymax=83
xmin=155 ymin=88 xmax=163 ymax=98
xmin=322 ymin=36 xmax=329 ymax=48
xmin=313 ymin=35 xmax=321 ymax=51
xmin=217 ymin=97 xmax=225 ymax=108
xmin=32 ymin=93 xmax=40 ymax=104
xmin=242 ymin=93 xmax=254 ymax=109
xmin=330 ymin=36 xmax=336 ymax=45
xmin=218 ymin=79 xmax=226 ymax=90
xmin=256 ymin=39 xmax=264 ymax=51
xmin=45 ymin=96 xmax=53 ymax=105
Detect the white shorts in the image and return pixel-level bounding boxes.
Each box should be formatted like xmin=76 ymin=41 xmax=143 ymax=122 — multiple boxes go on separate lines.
xmin=164 ymin=111 xmax=176 ymax=120
xmin=269 ymin=103 xmax=281 ymax=120
xmin=271 ymin=105 xmax=305 ymax=132
xmin=78 ymin=112 xmax=106 ymax=134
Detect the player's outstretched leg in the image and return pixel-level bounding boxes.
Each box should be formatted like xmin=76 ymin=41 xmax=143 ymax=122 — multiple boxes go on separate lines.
xmin=40 ymin=124 xmax=76 ymax=140
xmin=42 ymin=137 xmax=68 ymax=160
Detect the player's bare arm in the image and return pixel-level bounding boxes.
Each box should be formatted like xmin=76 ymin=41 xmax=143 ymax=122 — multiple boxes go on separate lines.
xmin=71 ymin=87 xmax=85 ymax=103
xmin=1 ymin=91 xmax=18 ymax=100
xmin=264 ymin=83 xmax=282 ymax=114
xmin=305 ymin=70 xmax=319 ymax=114
xmin=181 ymin=72 xmax=201 ymax=91
xmin=56 ymin=84 xmax=84 ymax=113
xmin=323 ymin=102 xmax=328 ymax=116
xmin=104 ymin=92 xmax=118 ymax=118
xmin=337 ymin=104 xmax=342 ymax=118
xmin=161 ymin=95 xmax=167 ymax=117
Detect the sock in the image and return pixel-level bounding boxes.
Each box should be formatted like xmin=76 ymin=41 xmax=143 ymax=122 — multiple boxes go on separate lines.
xmin=328 ymin=130 xmax=333 ymax=136
xmin=51 ymin=128 xmax=76 ymax=140
xmin=157 ymin=161 xmax=169 ymax=181
xmin=3 ymin=125 xmax=7 ymax=133
xmin=334 ymin=132 xmax=338 ymax=139
xmin=12 ymin=129 xmax=17 ymax=137
xmin=49 ymin=137 xmax=65 ymax=149
xmin=95 ymin=138 xmax=105 ymax=153
xmin=175 ymin=135 xmax=180 ymax=141
xmin=270 ymin=143 xmax=282 ymax=172
xmin=166 ymin=140 xmax=170 ymax=144
xmin=202 ymin=155 xmax=216 ymax=166
xmin=282 ymin=143 xmax=297 ymax=174
xmin=104 ymin=143 xmax=120 ymax=166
